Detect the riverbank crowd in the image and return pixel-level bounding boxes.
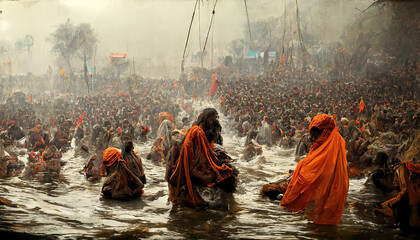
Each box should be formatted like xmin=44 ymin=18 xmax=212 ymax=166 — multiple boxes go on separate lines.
xmin=1 ymin=61 xmax=419 ymax=229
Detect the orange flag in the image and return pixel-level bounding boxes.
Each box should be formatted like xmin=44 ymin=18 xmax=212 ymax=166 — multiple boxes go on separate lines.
xmin=76 ymin=112 xmax=85 ymax=127
xmin=359 ymin=98 xmax=366 ymax=113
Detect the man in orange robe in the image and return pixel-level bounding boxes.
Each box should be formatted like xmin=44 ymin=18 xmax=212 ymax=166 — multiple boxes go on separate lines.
xmin=281 ymin=114 xmax=349 ymax=225
xmin=100 ymin=147 xmax=145 ymax=200
xmin=359 ymin=97 xmax=366 ymax=113
xmin=166 ymin=108 xmax=236 ymax=208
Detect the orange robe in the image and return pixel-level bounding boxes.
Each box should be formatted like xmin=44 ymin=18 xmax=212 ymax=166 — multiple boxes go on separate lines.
xmin=281 ymin=114 xmax=349 ymax=225
xmin=168 ymin=125 xmax=233 ymax=207
xmin=159 ymin=112 xmax=174 ymax=126
xmin=359 ymin=99 xmax=366 ymax=113
xmin=101 ymin=147 xmax=145 ymax=200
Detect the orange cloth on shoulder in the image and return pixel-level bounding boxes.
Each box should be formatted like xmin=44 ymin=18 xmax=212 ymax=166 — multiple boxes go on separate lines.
xmin=169 ymin=125 xmax=233 ymax=207
xmin=280 ymin=114 xmax=349 ymax=225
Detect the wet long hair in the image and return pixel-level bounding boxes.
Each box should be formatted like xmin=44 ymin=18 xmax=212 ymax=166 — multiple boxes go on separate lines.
xmin=194 ymin=108 xmax=221 ymax=144
xmin=121 ymin=140 xmax=134 ymax=159
xmin=194 ymin=108 xmax=218 ymax=128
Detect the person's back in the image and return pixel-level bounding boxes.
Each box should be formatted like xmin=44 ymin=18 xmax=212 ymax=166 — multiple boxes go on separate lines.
xmin=281 ymin=114 xmax=349 ymax=225
xmin=122 ymin=141 xmax=146 ymax=184
xmin=256 ymin=119 xmax=272 ymax=147
xmin=101 ymin=147 xmax=145 ymax=200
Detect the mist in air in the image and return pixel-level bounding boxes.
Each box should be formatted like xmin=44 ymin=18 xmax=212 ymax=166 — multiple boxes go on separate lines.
xmin=0 ymin=0 xmax=378 ymax=79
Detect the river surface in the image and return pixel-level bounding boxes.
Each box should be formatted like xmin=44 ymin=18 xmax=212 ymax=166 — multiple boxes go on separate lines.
xmin=0 ymin=101 xmax=416 ymax=239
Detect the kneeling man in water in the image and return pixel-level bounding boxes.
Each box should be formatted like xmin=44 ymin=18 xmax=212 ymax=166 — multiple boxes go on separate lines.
xmin=101 ymin=142 xmax=146 ymax=200
xmin=166 ymin=108 xmax=237 ymax=208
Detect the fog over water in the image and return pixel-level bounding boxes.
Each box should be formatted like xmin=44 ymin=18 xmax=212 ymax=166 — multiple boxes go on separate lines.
xmin=0 ymin=0 xmax=372 ymax=78
xmin=0 ymin=0 xmax=419 ymax=239
xmin=0 ymin=100 xmax=414 ymax=239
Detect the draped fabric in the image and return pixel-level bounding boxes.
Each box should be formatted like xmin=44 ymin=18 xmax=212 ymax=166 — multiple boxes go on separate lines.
xmin=101 ymin=147 xmax=124 ymax=176
xmin=281 ymin=114 xmax=349 ymax=225
xmin=256 ymin=120 xmax=272 ymax=146
xmin=159 ymin=112 xmax=175 ymax=128
xmin=101 ymin=147 xmax=145 ymax=200
xmin=375 ymin=161 xmax=420 ymax=228
xmin=84 ymin=153 xmax=101 ymax=180
xmin=359 ymin=99 xmax=366 ymax=113
xmin=157 ymin=119 xmax=174 ymax=151
xmin=168 ymin=125 xmax=233 ymax=207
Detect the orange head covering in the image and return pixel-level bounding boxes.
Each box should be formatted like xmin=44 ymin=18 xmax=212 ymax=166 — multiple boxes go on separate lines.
xmin=33 ymin=125 xmax=41 ymax=133
xmin=159 ymin=112 xmax=174 ymax=125
xmin=309 ymin=114 xmax=336 ymax=152
xmin=168 ymin=125 xmax=233 ymax=207
xmin=101 ymin=147 xmax=124 ymax=176
xmin=159 ymin=112 xmax=175 ymax=130
xmin=281 ymin=114 xmax=349 ymax=225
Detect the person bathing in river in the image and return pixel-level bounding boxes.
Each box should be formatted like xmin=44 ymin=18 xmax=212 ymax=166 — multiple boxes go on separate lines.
xmin=280 ymin=114 xmax=349 ymax=225
xmin=146 ymin=119 xmax=174 ymax=165
xmin=166 ymin=108 xmax=237 ymax=208
xmin=256 ymin=116 xmax=273 ymax=147
xmin=100 ymin=144 xmax=145 ymax=200
xmin=121 ymin=140 xmax=146 ymax=184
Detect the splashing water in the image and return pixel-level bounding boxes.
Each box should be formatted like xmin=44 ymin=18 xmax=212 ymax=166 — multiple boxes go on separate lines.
xmin=0 ymin=101 xmax=413 ymax=239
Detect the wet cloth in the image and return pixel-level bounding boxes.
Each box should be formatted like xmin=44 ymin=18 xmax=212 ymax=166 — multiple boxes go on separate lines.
xmin=375 ymin=162 xmax=420 ymax=228
xmin=167 ymin=125 xmax=234 ymax=208
xmin=281 ymin=114 xmax=349 ymax=225
xmin=359 ymin=99 xmax=366 ymax=113
xmin=159 ymin=112 xmax=174 ymax=127
xmin=84 ymin=153 xmax=101 ymax=181
xmin=101 ymin=148 xmax=144 ymax=200
xmin=256 ymin=120 xmax=273 ymax=146
xmin=24 ymin=158 xmax=61 ymax=182
xmin=157 ymin=119 xmax=174 ymax=153
xmin=123 ymin=150 xmax=146 ymax=184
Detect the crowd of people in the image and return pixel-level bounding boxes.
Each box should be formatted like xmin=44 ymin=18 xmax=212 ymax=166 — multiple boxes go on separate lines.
xmin=0 ymin=60 xmax=419 ymax=228
xmin=218 ymin=62 xmax=419 ymax=228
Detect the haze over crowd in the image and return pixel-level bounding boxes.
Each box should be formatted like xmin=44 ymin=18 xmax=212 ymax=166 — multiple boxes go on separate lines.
xmin=0 ymin=0 xmax=373 ymax=78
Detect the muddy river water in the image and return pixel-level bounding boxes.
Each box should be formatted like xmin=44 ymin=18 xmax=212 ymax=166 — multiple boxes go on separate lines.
xmin=0 ymin=102 xmax=416 ymax=239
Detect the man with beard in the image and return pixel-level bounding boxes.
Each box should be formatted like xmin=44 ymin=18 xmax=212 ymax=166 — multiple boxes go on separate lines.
xmin=166 ymin=108 xmax=236 ymax=208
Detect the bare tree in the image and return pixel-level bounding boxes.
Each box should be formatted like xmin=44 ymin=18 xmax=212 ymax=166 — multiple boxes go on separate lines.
xmin=50 ymin=20 xmax=97 ymax=80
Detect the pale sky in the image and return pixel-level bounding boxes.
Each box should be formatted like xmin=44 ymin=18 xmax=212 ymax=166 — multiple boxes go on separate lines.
xmin=0 ymin=0 xmax=371 ymax=78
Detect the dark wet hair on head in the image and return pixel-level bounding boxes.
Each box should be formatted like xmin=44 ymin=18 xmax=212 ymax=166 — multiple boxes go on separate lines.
xmin=310 ymin=127 xmax=323 ymax=142
xmin=310 ymin=127 xmax=323 ymax=136
xmin=121 ymin=141 xmax=134 ymax=159
xmin=195 ymin=108 xmax=218 ymax=126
